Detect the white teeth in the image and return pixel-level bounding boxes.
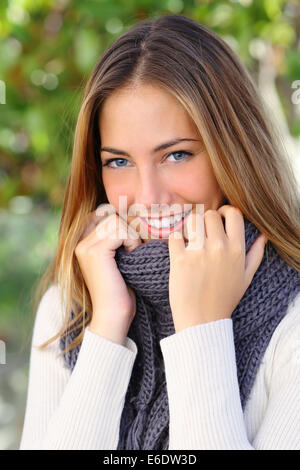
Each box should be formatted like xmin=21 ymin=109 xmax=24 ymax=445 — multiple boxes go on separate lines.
xmin=145 ymin=210 xmax=191 ymax=229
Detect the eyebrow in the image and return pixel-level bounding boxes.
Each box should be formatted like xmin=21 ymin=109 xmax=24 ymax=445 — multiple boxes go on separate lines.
xmin=100 ymin=138 xmax=200 ymax=157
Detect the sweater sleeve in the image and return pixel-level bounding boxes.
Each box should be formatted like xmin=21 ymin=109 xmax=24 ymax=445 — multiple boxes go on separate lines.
xmin=160 ymin=319 xmax=253 ymax=450
xmin=19 ymin=285 xmax=138 ymax=450
xmin=160 ymin=295 xmax=300 ymax=450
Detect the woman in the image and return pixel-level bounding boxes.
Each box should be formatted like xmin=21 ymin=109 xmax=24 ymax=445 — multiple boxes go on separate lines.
xmin=19 ymin=14 xmax=300 ymax=450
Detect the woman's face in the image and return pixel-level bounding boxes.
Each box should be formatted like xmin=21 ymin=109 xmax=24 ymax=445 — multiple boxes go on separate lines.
xmin=98 ymin=83 xmax=225 ymax=242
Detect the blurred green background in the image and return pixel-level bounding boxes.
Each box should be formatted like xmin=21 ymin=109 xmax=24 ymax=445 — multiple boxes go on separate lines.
xmin=0 ymin=0 xmax=300 ymax=450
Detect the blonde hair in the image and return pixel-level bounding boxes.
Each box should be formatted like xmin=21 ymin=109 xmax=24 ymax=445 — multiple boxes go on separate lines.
xmin=33 ymin=14 xmax=300 ymax=357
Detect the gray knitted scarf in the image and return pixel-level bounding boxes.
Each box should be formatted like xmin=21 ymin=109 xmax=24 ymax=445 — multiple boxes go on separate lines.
xmin=60 ymin=215 xmax=300 ymax=450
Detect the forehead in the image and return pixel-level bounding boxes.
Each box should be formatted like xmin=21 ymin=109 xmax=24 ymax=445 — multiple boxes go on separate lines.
xmin=98 ymin=84 xmax=200 ymax=141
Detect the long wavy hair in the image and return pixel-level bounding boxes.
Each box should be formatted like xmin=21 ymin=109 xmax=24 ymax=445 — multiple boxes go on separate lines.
xmin=33 ymin=13 xmax=300 ymax=357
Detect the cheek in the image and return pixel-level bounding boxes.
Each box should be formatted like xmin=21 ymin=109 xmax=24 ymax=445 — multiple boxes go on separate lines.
xmin=175 ymin=163 xmax=220 ymax=201
xmin=102 ymin=172 xmax=133 ymax=206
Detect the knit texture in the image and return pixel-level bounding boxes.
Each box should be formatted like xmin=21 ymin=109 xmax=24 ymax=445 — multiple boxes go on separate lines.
xmin=59 ymin=215 xmax=300 ymax=450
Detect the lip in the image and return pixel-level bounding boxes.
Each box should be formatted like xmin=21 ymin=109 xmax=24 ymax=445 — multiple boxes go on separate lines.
xmin=139 ymin=210 xmax=192 ymax=238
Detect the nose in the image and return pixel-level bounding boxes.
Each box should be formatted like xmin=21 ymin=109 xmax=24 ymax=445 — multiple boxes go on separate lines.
xmin=133 ymin=167 xmax=172 ymax=215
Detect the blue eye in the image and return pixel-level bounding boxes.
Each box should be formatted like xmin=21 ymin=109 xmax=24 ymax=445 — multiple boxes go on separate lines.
xmin=167 ymin=151 xmax=192 ymax=162
xmin=102 ymin=150 xmax=193 ymax=168
xmin=103 ymin=158 xmax=128 ymax=168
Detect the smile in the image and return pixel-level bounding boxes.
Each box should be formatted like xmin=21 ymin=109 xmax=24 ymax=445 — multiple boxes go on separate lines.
xmin=140 ymin=209 xmax=192 ymax=236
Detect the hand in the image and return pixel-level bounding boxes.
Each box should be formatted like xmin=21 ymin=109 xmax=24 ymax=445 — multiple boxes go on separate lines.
xmin=168 ymin=205 xmax=267 ymax=333
xmin=75 ymin=204 xmax=143 ymax=345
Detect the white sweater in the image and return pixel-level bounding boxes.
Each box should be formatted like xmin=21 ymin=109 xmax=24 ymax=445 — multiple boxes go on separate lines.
xmin=19 ymin=284 xmax=300 ymax=450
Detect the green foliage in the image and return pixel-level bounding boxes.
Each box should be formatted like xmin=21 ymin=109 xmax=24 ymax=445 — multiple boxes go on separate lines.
xmin=0 ymin=207 xmax=60 ymax=340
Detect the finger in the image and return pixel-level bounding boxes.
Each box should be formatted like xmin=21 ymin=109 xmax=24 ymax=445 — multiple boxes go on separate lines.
xmin=217 ymin=205 xmax=245 ymax=244
xmin=126 ymin=214 xmax=144 ymax=240
xmin=78 ymin=204 xmax=116 ymax=242
xmin=203 ymin=210 xmax=225 ymax=241
xmin=168 ymin=229 xmax=185 ymax=259
xmin=87 ymin=213 xmax=117 ymax=243
xmin=121 ymin=217 xmax=143 ymax=251
xmin=101 ymin=214 xmax=142 ymax=252
xmin=96 ymin=205 xmax=142 ymax=248
xmin=81 ymin=213 xmax=140 ymax=253
xmin=244 ymin=233 xmax=266 ymax=286
xmin=184 ymin=209 xmax=205 ymax=251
